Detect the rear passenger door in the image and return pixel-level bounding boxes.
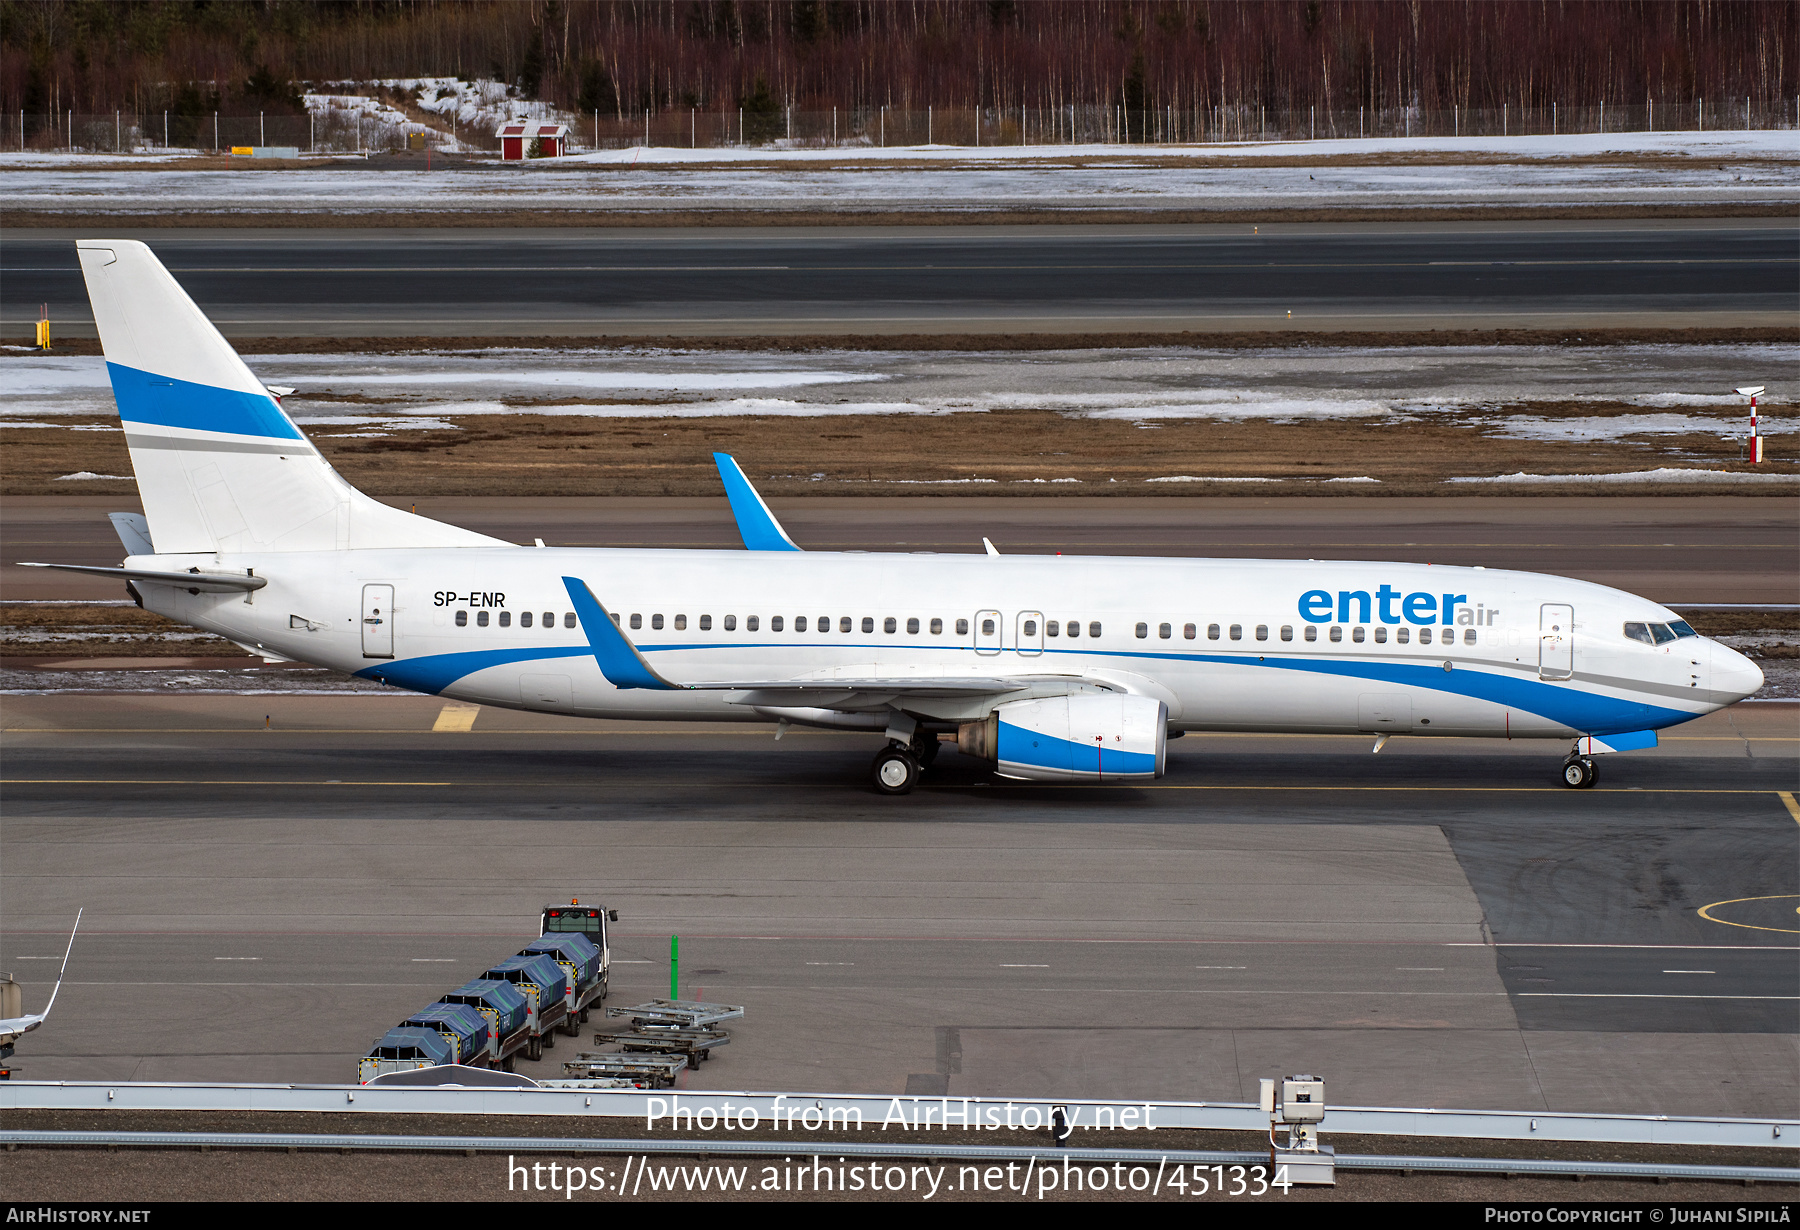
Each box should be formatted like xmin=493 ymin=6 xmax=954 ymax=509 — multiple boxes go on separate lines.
xmin=361 ymin=584 xmax=394 ymax=659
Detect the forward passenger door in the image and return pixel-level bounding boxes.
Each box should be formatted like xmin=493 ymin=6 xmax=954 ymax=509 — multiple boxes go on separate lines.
xmin=1539 ymin=604 xmax=1574 ymax=680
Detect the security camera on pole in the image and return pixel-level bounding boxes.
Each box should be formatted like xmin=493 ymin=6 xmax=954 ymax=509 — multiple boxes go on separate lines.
xmin=1260 ymin=1074 xmax=1335 ymax=1185
xmin=1736 ymin=386 xmax=1765 ymax=464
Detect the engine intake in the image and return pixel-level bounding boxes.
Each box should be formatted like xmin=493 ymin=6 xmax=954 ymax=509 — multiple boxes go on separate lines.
xmin=959 ymin=694 xmax=1168 ymax=782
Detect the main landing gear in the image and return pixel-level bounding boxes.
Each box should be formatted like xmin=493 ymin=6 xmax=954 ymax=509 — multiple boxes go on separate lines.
xmin=1560 ymin=753 xmax=1599 ymax=789
xmin=871 ymin=735 xmax=939 ymax=796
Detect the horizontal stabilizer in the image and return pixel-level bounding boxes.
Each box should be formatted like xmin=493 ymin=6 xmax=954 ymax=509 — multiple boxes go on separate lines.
xmin=18 ymin=562 xmax=266 ymax=593
xmin=712 ymin=453 xmax=801 ymax=551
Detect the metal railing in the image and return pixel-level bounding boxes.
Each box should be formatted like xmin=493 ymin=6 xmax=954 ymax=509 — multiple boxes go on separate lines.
xmin=11 ymin=98 xmax=1797 ymax=154
xmin=0 ymin=1129 xmax=1793 ymax=1184
xmin=2 ymin=1082 xmax=1792 ymax=1150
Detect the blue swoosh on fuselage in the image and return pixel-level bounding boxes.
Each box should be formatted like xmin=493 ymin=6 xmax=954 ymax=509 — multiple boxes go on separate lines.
xmin=354 ymin=642 xmax=1695 ymax=734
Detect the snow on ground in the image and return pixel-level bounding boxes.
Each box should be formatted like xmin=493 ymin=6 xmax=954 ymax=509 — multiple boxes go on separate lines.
xmin=6 ymin=345 xmax=1790 ymax=434
xmin=1 ymin=128 xmax=1791 ymax=214
xmin=1447 ymin=468 xmax=1795 ymax=484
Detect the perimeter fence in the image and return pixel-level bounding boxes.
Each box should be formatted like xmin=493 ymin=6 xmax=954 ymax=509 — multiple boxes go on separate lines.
xmin=13 ymin=98 xmax=1798 ymax=155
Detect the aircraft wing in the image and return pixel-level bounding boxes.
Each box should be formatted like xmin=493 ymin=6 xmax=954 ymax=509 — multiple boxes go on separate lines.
xmin=712 ymin=452 xmax=801 ymax=551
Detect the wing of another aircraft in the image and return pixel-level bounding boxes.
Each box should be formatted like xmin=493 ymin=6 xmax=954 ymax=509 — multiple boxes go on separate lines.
xmin=0 ymin=909 xmax=81 ymax=1047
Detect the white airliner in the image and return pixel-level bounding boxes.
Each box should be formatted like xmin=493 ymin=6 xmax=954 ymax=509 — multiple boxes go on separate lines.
xmin=0 ymin=910 xmax=81 ymax=1067
xmin=24 ymin=241 xmax=1762 ymax=794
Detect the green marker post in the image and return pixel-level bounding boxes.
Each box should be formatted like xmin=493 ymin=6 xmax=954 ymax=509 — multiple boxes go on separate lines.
xmin=670 ymin=934 xmax=679 ymax=1000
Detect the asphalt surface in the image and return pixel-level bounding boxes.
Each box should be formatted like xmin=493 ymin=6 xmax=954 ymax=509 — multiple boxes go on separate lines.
xmin=2 ymin=692 xmax=1794 ymax=1117
xmin=7 ymin=495 xmax=1797 ymax=604
xmin=5 ymin=220 xmax=1793 ymax=336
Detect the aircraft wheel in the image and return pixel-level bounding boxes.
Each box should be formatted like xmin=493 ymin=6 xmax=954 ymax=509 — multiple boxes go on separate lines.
xmin=912 ymin=736 xmax=941 ymax=767
xmin=873 ymin=747 xmax=920 ymax=795
xmin=1560 ymin=756 xmax=1598 ymax=789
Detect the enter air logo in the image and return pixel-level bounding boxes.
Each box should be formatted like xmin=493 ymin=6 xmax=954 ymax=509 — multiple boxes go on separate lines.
xmin=1299 ymin=586 xmax=1495 ymax=627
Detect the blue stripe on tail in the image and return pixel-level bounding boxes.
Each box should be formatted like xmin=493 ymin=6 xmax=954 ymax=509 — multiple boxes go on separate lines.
xmin=107 ymin=362 xmax=302 ymax=440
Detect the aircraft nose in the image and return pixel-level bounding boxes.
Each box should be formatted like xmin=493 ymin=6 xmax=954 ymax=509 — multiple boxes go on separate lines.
xmin=1710 ymin=640 xmax=1764 ymax=704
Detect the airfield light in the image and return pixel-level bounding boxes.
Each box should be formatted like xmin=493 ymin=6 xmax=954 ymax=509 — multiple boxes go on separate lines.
xmin=1736 ymin=386 xmax=1765 ymax=464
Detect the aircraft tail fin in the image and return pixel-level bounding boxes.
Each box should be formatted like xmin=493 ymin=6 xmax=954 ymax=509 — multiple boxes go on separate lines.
xmin=76 ymin=240 xmax=505 ymax=554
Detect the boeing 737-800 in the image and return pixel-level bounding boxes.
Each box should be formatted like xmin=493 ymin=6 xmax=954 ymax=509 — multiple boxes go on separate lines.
xmin=22 ymin=241 xmax=1763 ymax=794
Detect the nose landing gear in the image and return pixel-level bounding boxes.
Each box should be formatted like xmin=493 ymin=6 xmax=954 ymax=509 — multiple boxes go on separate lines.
xmin=1560 ymin=754 xmax=1599 ymax=789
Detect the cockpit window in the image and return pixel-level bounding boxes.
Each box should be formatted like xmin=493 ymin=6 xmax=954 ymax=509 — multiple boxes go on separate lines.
xmin=1667 ymin=620 xmax=1697 ymax=639
xmin=1623 ymin=622 xmax=1654 ymax=645
xmin=1649 ymin=623 xmax=1677 ymax=645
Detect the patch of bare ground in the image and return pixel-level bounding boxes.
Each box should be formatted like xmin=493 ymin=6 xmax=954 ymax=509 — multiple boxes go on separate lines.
xmin=5 ymin=404 xmax=1792 ymax=499
xmin=10 ymin=327 xmax=1796 ymax=356
xmin=0 ymin=602 xmax=246 ymax=657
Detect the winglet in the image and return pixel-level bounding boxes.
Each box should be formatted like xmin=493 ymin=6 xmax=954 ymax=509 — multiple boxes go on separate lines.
xmin=36 ymin=908 xmax=82 ymax=1024
xmin=983 ymin=537 xmax=1001 ymax=557
xmin=561 ymin=577 xmax=684 ymax=691
xmin=712 ymin=453 xmax=801 ymax=551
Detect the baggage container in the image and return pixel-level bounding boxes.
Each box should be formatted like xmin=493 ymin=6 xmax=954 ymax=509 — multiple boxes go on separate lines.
xmin=440 ymin=979 xmax=531 ymax=1070
xmin=359 ymin=1026 xmax=450 ymax=1084
xmin=483 ymin=953 xmax=571 ymax=1060
xmin=400 ymin=1002 xmax=491 ymax=1067
xmin=521 ymin=933 xmax=605 ymax=1030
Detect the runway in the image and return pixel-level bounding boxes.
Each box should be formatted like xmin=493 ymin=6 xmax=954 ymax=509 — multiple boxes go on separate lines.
xmin=2 ymin=691 xmax=1794 ymax=1114
xmin=7 ymin=495 xmax=1795 ymax=604
xmin=5 ymin=220 xmax=1793 ymax=336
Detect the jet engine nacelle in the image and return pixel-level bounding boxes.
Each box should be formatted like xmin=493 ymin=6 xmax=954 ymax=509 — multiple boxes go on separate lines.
xmin=959 ymin=694 xmax=1168 ymax=782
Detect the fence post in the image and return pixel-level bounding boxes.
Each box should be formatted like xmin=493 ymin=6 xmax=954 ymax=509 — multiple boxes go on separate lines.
xmin=785 ymin=105 xmax=790 ymax=142
xmin=67 ymin=108 xmax=72 ymax=151
xmin=1359 ymin=106 xmax=1363 ymax=139
xmin=1599 ymin=99 xmax=1604 ymax=133
xmin=880 ymin=105 xmax=884 ymax=147
xmin=1454 ymin=104 xmax=1458 ymax=136
xmin=115 ymin=109 xmax=120 ymax=152
xmin=593 ymin=109 xmax=597 ymax=149
xmin=928 ymin=105 xmax=932 ymax=145
xmin=739 ymin=107 xmax=743 ymax=146
xmin=260 ymin=111 xmax=265 ymax=146
xmin=214 ymin=111 xmax=218 ymax=152
xmin=1552 ymin=101 xmax=1556 ymax=135
xmin=1503 ymin=103 xmax=1507 ymax=136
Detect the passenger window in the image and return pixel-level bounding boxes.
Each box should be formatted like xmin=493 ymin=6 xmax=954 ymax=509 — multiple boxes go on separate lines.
xmin=930 ymin=618 xmax=943 ymax=635
xmin=1280 ymin=625 xmax=1293 ymax=642
xmin=699 ymin=615 xmax=711 ymax=631
xmin=724 ymin=614 xmax=736 ymax=631
xmin=499 ymin=611 xmax=512 ymax=627
xmin=907 ymin=617 xmax=920 ymax=634
xmin=651 ymin=614 xmax=664 ymax=631
xmin=1303 ymin=625 xmax=1317 ymax=642
xmin=455 ymin=610 xmax=468 ymax=627
xmin=1088 ymin=622 xmax=1101 ymax=638
xmin=1207 ymin=624 xmax=1220 ymax=640
xmin=1024 ymin=619 xmax=1037 ymax=637
xmin=1463 ymin=629 xmax=1477 ymax=645
xmin=1420 ymin=627 xmax=1433 ymax=645
xmin=674 ymin=614 xmax=686 ymax=631
xmin=1184 ymin=623 xmax=1196 ymax=640
xmin=884 ymin=617 xmax=897 ymax=633
xmin=1373 ymin=626 xmax=1386 ymax=643
xmin=564 ymin=612 xmax=576 ymax=628
xmin=477 ymin=611 xmax=490 ymax=627
xmin=542 ymin=611 xmax=553 ymax=628
xmin=521 ymin=611 xmax=533 ymax=628
xmin=956 ymin=619 xmax=969 ymax=636
xmin=1136 ymin=622 xmax=1148 ymax=639
xmin=630 ymin=613 xmax=642 ymax=630
xmin=1066 ymin=620 xmax=1079 ymax=638
xmin=1329 ymin=626 xmax=1342 ymax=642
xmin=1255 ymin=625 xmax=1268 ymax=641
xmin=795 ymin=616 xmax=808 ymax=632
xmin=981 ymin=618 xmax=996 ymax=636
xmin=1158 ymin=623 xmax=1172 ymax=639
xmin=746 ymin=615 xmax=759 ymax=631
xmin=1047 ymin=620 xmax=1060 ymax=637
xmin=1650 ymin=623 xmax=1676 ymax=645
xmin=863 ymin=617 xmax=875 ymax=633
xmin=771 ymin=616 xmax=784 ymax=632
xmin=1229 ymin=624 xmax=1242 ymax=641
xmin=1395 ymin=627 xmax=1409 ymax=644
xmin=835 ymin=616 xmax=848 ymax=633
xmin=820 ymin=616 xmax=831 ymax=632
xmin=1351 ymin=626 xmax=1365 ymax=643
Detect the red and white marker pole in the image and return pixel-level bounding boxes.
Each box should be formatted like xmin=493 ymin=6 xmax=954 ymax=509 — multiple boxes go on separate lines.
xmin=1736 ymin=385 xmax=1765 ymax=464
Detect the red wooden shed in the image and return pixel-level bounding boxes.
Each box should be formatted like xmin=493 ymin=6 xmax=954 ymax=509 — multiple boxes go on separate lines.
xmin=497 ymin=122 xmax=568 ymax=160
